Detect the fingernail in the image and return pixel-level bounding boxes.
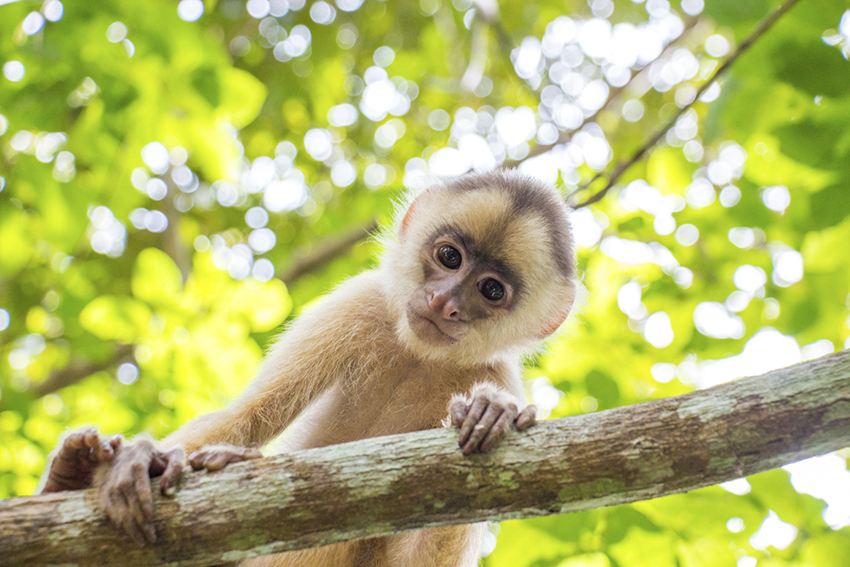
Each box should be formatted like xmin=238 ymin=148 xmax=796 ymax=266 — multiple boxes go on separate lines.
xmin=164 ymin=485 xmax=176 ymax=497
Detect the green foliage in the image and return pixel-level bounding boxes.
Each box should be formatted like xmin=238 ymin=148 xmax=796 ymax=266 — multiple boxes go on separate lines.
xmin=1 ymin=0 xmax=850 ymax=564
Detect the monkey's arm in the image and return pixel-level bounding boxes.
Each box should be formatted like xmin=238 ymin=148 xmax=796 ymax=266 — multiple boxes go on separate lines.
xmin=161 ymin=286 xmax=367 ymax=453
xmin=95 ymin=274 xmax=380 ymax=544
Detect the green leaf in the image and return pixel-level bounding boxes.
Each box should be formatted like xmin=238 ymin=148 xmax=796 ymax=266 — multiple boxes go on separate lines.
xmin=556 ymin=553 xmax=610 ymax=567
xmin=771 ymin=39 xmax=850 ymax=98
xmin=676 ymin=536 xmax=737 ymax=567
xmin=607 ymin=527 xmax=678 ymax=567
xmin=747 ymin=469 xmax=827 ymax=530
xmin=808 ymin=183 xmax=850 ymax=230
xmin=486 ymin=518 xmax=578 ymax=567
xmin=0 ymin=209 xmax=33 ymax=277
xmin=800 ymin=532 xmax=850 ymax=567
xmin=191 ymin=65 xmax=222 ymax=108
xmin=225 ymin=279 xmax=293 ymax=333
xmin=79 ymin=296 xmax=152 ymax=343
xmin=584 ymin=370 xmax=621 ymax=409
xmin=217 ymin=67 xmax=268 ymax=128
xmin=773 ymin=121 xmax=845 ymax=170
xmin=132 ymin=248 xmax=184 ymax=306
xmin=701 ymin=0 xmax=770 ymax=31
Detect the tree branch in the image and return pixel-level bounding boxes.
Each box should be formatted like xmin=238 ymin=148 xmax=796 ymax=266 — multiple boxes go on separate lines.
xmin=276 ymin=220 xmax=378 ymax=287
xmin=571 ymin=0 xmax=802 ymax=209
xmin=29 ymin=344 xmax=135 ymax=399
xmin=2 ymin=350 xmax=849 ymax=566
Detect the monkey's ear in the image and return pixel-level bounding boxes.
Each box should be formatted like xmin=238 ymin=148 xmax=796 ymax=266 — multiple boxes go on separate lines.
xmin=536 ymin=303 xmax=573 ymax=340
xmin=399 ymin=197 xmax=420 ymax=240
xmin=537 ymin=280 xmax=583 ymax=339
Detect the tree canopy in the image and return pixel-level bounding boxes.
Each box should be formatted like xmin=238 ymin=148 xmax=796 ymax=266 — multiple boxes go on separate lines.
xmin=1 ymin=0 xmax=849 ymax=565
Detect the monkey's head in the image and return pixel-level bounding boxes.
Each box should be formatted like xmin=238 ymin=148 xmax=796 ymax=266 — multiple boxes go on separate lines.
xmin=382 ymin=170 xmax=578 ymax=365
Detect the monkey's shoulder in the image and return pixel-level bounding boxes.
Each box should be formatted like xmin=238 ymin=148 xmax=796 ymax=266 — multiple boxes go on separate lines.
xmin=279 ymin=270 xmax=397 ymax=344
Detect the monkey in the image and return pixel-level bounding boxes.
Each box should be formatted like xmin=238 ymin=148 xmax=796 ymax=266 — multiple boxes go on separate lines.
xmin=40 ymin=169 xmax=578 ymax=566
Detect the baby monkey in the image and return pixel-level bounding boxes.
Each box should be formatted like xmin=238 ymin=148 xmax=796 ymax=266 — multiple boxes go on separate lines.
xmin=41 ymin=170 xmax=578 ymax=567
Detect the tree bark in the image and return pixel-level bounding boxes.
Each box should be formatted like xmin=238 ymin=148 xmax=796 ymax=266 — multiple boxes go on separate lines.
xmin=2 ymin=350 xmax=848 ymax=567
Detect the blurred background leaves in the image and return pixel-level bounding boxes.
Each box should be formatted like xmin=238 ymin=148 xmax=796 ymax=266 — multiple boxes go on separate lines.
xmin=1 ymin=0 xmax=850 ymax=565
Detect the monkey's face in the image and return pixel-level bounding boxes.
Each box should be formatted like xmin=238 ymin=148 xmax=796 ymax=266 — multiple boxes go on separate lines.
xmin=405 ymin=227 xmax=518 ymax=347
xmin=385 ymin=172 xmax=578 ymax=364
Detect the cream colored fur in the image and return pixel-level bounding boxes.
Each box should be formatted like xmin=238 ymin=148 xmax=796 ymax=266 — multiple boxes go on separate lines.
xmin=158 ymin=170 xmax=576 ymax=567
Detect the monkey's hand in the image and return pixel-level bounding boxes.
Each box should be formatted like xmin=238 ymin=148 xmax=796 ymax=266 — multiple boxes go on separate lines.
xmin=97 ymin=435 xmax=186 ymax=546
xmin=188 ymin=444 xmax=263 ymax=472
xmin=40 ymin=427 xmax=122 ymax=493
xmin=448 ymin=383 xmax=537 ymax=455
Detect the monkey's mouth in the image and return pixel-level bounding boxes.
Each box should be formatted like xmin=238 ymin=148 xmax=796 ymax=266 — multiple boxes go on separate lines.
xmin=405 ymin=305 xmax=461 ymax=345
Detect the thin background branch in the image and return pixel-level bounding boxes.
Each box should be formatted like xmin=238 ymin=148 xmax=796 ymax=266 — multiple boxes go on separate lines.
xmin=571 ymin=0 xmax=803 ymax=209
xmin=29 ymin=344 xmax=135 ymax=399
xmin=277 ymin=219 xmax=378 ymax=287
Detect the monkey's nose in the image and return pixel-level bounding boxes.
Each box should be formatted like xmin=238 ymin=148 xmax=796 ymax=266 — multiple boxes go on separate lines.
xmin=428 ymin=291 xmax=461 ymax=320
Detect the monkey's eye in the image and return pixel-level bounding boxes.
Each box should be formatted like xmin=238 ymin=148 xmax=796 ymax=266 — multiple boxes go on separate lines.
xmin=480 ymin=278 xmax=505 ymax=301
xmin=437 ymin=245 xmax=462 ymax=269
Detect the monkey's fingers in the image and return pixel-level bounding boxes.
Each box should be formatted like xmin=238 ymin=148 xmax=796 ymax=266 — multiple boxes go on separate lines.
xmin=462 ymin=403 xmax=504 ymax=455
xmin=149 ymin=451 xmax=168 ymax=477
xmin=63 ymin=430 xmax=89 ymax=451
xmin=159 ymin=447 xmax=186 ymax=496
xmin=516 ymin=405 xmax=537 ymax=430
xmin=124 ymin=464 xmax=156 ymax=544
xmin=93 ymin=438 xmax=117 ymax=463
xmin=458 ymin=396 xmax=490 ymax=446
xmin=43 ymin=429 xmax=116 ymax=493
xmin=241 ymin=447 xmax=264 ymax=460
xmin=54 ymin=430 xmax=89 ymax=465
xmin=104 ymin=488 xmax=148 ymax=547
xmin=190 ymin=446 xmax=262 ymax=472
xmin=188 ymin=451 xmax=206 ymax=470
xmin=449 ymin=399 xmax=469 ymax=428
xmin=479 ymin=405 xmax=519 ymax=453
xmin=64 ymin=428 xmax=115 ymax=466
xmin=203 ymin=452 xmax=235 ymax=471
xmin=82 ymin=428 xmax=101 ymax=450
xmin=59 ymin=428 xmax=97 ymax=462
xmin=85 ymin=431 xmax=121 ymax=466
